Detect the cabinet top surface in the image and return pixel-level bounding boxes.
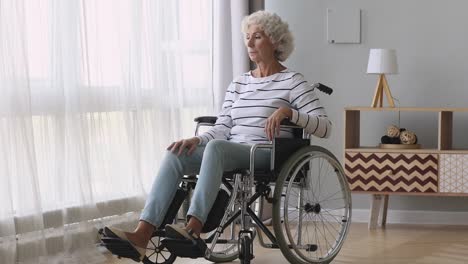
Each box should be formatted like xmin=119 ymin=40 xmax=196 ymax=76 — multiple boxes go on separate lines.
xmin=345 ymin=107 xmax=468 ymax=112
xmin=345 ymin=148 xmax=468 ymax=154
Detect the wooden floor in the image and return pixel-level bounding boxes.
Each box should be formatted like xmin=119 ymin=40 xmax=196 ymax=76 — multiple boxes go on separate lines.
xmin=106 ymin=223 xmax=468 ymax=263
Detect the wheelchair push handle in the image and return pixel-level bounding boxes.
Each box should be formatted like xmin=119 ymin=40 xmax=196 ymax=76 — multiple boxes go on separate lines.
xmin=194 ymin=116 xmax=217 ymax=124
xmin=312 ymin=82 xmax=333 ymax=95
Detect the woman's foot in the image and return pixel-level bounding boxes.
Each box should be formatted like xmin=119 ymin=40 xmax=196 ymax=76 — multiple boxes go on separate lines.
xmin=165 ymin=224 xmax=200 ymax=240
xmin=104 ymin=221 xmax=154 ymax=249
xmin=125 ymin=231 xmax=149 ymax=248
xmin=185 ymin=216 xmax=203 ymax=236
xmin=165 ymin=216 xmax=203 ymax=240
xmin=103 ymin=227 xmax=147 ymax=261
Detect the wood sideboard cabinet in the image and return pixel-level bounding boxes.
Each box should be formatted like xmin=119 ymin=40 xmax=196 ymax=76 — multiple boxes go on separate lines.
xmin=344 ymin=107 xmax=468 ymax=229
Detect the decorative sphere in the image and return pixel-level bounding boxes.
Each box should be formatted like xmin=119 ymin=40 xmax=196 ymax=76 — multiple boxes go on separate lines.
xmin=400 ymin=130 xmax=417 ymax=144
xmin=381 ymin=135 xmax=391 ymax=144
xmin=387 ymin=125 xmax=400 ymax=138
xmin=390 ymin=137 xmax=401 ymax=144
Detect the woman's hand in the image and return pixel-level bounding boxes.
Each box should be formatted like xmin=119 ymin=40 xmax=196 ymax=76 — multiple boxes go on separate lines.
xmin=167 ymin=137 xmax=200 ymax=156
xmin=265 ymin=107 xmax=292 ymax=141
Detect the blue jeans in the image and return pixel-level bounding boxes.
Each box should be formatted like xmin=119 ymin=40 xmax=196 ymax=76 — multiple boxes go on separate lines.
xmin=140 ymin=139 xmax=271 ymax=227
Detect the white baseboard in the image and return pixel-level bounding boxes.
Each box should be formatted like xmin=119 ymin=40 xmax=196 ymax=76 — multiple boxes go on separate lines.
xmin=351 ymin=209 xmax=468 ymax=225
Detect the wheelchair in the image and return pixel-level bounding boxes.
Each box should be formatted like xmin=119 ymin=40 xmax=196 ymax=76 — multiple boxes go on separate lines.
xmin=101 ymin=85 xmax=351 ymax=264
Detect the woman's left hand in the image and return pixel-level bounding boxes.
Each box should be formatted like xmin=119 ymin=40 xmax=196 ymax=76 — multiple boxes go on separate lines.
xmin=265 ymin=107 xmax=292 ymax=141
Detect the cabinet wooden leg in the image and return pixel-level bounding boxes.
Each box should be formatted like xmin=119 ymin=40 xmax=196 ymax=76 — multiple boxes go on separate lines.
xmin=369 ymin=194 xmax=383 ymax=229
xmin=381 ymin=195 xmax=389 ymax=226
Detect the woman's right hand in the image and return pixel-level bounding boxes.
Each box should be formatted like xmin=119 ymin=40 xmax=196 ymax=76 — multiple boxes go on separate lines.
xmin=167 ymin=137 xmax=200 ymax=156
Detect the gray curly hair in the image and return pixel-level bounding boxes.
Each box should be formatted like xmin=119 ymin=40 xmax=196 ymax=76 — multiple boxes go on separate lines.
xmin=241 ymin=10 xmax=294 ymax=62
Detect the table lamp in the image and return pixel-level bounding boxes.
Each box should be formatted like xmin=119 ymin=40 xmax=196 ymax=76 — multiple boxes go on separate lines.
xmin=367 ymin=49 xmax=398 ymax=107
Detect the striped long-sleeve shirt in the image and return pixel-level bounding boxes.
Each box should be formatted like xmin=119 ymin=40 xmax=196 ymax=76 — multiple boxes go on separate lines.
xmin=197 ymin=69 xmax=332 ymax=145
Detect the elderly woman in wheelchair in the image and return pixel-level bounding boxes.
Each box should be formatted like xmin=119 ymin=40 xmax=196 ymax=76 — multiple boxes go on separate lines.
xmin=100 ymin=10 xmax=351 ymax=264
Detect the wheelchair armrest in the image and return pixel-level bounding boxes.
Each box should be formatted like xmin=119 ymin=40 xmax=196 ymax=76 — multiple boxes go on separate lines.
xmin=194 ymin=116 xmax=217 ymax=124
xmin=248 ymin=137 xmax=309 ymax=174
xmin=280 ymin=120 xmax=304 ymax=139
xmin=194 ymin=116 xmax=302 ymax=138
xmin=194 ymin=116 xmax=217 ymax=136
xmin=195 ymin=117 xmax=299 ymax=127
xmin=280 ymin=119 xmax=301 ymax=128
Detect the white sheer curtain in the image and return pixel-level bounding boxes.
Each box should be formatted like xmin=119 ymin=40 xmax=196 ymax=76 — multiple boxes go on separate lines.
xmin=0 ymin=0 xmax=212 ymax=263
xmin=213 ymin=0 xmax=250 ymax=111
xmin=212 ymin=0 xmax=264 ymax=111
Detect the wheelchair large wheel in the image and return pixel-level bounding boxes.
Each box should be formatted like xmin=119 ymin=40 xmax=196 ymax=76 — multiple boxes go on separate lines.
xmin=203 ymin=197 xmax=241 ymax=262
xmin=272 ymin=146 xmax=351 ymax=264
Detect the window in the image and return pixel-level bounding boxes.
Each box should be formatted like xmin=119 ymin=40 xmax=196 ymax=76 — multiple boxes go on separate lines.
xmin=3 ymin=0 xmax=213 ymax=218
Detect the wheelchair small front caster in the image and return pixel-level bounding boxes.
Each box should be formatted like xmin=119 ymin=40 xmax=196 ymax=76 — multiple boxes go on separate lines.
xmin=142 ymin=230 xmax=177 ymax=264
xmin=238 ymin=236 xmax=254 ymax=264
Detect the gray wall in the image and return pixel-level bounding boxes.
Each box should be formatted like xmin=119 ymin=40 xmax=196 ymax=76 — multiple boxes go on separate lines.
xmin=266 ymin=0 xmax=468 ymax=211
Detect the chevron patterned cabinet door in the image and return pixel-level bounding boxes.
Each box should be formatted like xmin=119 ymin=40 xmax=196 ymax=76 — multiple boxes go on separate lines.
xmin=345 ymin=152 xmax=438 ymax=193
xmin=439 ymin=154 xmax=468 ymax=193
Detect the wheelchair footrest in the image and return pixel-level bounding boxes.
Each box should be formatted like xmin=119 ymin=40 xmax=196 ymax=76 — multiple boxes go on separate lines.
xmin=100 ymin=237 xmax=142 ymax=262
xmin=161 ymin=238 xmax=207 ymax=258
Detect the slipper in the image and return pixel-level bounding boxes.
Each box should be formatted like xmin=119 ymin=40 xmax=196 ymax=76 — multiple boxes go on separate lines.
xmin=165 ymin=224 xmax=200 ymax=241
xmin=164 ymin=224 xmax=208 ymax=256
xmin=101 ymin=227 xmax=146 ymax=262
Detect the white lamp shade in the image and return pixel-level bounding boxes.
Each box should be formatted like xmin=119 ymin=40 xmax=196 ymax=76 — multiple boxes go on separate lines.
xmin=367 ymin=49 xmax=398 ymax=74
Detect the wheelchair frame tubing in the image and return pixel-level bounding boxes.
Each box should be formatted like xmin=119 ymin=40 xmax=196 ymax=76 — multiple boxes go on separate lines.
xmin=206 ymin=173 xmax=242 ymax=259
xmin=221 ymin=177 xmax=279 ymax=248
